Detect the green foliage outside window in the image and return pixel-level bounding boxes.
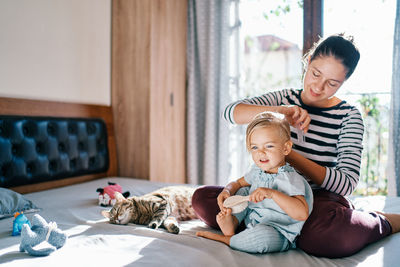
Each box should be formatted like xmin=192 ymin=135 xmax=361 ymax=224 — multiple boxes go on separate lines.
xmin=354 ymin=94 xmax=389 ymax=196
xmin=236 ymin=0 xmax=391 ymax=196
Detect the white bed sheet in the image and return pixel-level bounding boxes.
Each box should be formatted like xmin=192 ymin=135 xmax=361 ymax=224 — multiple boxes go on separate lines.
xmin=1 ymin=177 xmax=400 ymax=267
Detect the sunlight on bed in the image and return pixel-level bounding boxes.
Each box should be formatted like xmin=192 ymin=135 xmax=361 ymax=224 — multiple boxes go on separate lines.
xmin=351 ymin=195 xmax=386 ymax=212
xmin=57 ymin=235 xmax=154 ymax=266
xmin=180 ymin=219 xmax=209 ymax=232
xmin=0 ymin=244 xmax=20 ymax=256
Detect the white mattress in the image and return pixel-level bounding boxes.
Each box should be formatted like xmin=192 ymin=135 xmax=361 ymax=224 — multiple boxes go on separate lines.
xmin=1 ymin=177 xmax=400 ymax=266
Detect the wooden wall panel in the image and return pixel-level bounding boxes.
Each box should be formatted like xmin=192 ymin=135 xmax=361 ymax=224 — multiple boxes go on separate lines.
xmin=112 ymin=0 xmax=151 ymax=179
xmin=112 ymin=0 xmax=187 ymax=183
xmin=149 ymin=0 xmax=187 ymax=183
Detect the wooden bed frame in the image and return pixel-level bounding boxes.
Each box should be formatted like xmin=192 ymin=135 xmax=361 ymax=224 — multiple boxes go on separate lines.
xmin=0 ymin=97 xmax=118 ymax=194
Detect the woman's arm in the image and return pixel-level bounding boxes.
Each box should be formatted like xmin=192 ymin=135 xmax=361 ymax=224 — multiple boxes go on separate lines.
xmin=232 ymin=103 xmax=281 ymax=124
xmin=231 ymin=103 xmax=310 ymax=132
xmin=223 ymin=90 xmax=310 ymax=130
xmin=287 ymin=108 xmax=364 ymax=196
xmin=286 ymin=150 xmax=326 ymax=186
xmin=250 ymin=188 xmax=309 ymax=221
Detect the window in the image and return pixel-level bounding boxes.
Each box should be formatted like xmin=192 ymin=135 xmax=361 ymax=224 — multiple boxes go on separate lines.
xmin=228 ymin=0 xmax=304 ymax=180
xmin=324 ymin=0 xmax=396 ymax=195
xmin=227 ymin=0 xmax=396 ymax=195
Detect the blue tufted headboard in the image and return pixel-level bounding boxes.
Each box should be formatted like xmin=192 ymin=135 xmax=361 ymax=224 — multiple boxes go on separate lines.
xmin=0 ymin=116 xmax=109 ymax=188
xmin=0 ymin=97 xmax=118 ymax=193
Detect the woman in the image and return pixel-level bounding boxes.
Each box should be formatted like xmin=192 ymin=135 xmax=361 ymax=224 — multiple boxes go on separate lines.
xmin=192 ymin=33 xmax=400 ymax=258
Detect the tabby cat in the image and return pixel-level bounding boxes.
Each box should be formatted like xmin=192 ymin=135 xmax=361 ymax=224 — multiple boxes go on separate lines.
xmin=101 ymin=186 xmax=198 ymax=234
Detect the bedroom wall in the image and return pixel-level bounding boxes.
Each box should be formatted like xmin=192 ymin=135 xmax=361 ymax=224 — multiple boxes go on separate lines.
xmin=0 ymin=0 xmax=111 ymax=106
xmin=0 ymin=0 xmax=187 ymax=183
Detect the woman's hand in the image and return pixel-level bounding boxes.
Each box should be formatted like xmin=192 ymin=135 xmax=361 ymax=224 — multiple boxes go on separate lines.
xmin=249 ymin=187 xmax=274 ymax=203
xmin=278 ymin=105 xmax=310 ymax=132
xmin=217 ymin=189 xmax=231 ymax=211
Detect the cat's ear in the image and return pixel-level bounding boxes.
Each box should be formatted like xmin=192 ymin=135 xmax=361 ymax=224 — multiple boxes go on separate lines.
xmin=114 ymin=192 xmax=126 ymax=202
xmin=101 ymin=210 xmax=111 ymax=219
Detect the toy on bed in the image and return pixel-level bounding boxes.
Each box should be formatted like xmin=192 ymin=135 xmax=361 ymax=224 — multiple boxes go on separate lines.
xmin=20 ymin=214 xmax=67 ymax=257
xmin=97 ymin=181 xmax=130 ymax=206
xmin=12 ymin=212 xmax=31 ymax=236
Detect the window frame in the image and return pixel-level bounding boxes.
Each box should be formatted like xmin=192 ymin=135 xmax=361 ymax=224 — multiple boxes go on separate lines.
xmin=303 ymin=0 xmax=323 ymax=54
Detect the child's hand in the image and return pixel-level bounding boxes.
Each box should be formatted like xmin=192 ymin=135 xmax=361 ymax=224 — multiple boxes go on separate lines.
xmin=217 ymin=189 xmax=231 ymax=211
xmin=249 ymin=187 xmax=274 ymax=203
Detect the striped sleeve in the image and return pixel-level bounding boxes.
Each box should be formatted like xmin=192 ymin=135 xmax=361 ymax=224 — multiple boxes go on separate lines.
xmin=320 ymin=107 xmax=364 ymax=196
xmin=223 ymin=100 xmax=241 ymax=124
xmin=222 ymin=90 xmax=288 ymax=124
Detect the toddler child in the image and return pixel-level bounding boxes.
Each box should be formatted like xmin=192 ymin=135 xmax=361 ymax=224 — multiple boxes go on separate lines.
xmin=196 ymin=111 xmax=313 ymax=253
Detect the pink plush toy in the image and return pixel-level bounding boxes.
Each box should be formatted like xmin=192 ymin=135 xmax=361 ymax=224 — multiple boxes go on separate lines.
xmin=97 ymin=182 xmax=130 ymax=206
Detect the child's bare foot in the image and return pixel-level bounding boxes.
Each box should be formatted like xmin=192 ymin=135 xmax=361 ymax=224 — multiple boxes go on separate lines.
xmin=216 ymin=209 xmax=237 ymax=236
xmin=376 ymin=211 xmax=400 ymax=234
xmin=196 ymin=231 xmax=231 ymax=245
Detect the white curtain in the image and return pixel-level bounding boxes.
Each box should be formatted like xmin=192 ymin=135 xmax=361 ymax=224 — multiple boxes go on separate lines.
xmin=186 ymin=0 xmax=231 ymax=185
xmin=388 ymin=0 xmax=400 ymax=196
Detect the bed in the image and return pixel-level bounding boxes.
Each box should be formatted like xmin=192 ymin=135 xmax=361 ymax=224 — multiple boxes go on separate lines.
xmin=0 ymin=97 xmax=399 ymax=267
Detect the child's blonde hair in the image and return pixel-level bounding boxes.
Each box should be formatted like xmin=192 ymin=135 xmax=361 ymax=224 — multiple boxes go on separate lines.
xmin=246 ymin=111 xmax=291 ymax=151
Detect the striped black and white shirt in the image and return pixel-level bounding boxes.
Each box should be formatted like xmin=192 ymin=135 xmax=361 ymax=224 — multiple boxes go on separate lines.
xmin=223 ymin=88 xmax=364 ymax=196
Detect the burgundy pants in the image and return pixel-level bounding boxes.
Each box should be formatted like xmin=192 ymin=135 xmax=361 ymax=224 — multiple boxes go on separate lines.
xmin=192 ymin=185 xmax=392 ymax=258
